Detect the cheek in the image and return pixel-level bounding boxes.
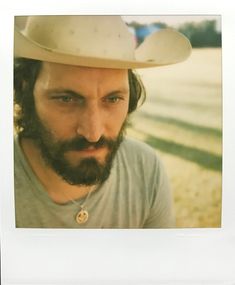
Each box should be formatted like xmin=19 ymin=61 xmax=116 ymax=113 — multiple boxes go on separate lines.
xmin=34 ymin=100 xmax=77 ymax=138
xmin=105 ymin=104 xmax=129 ymax=136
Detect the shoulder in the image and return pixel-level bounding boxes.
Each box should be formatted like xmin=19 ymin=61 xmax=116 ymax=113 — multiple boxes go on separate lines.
xmin=117 ymin=136 xmax=164 ymax=173
xmin=119 ymin=136 xmax=159 ymax=161
xmin=121 ymin=136 xmax=156 ymax=153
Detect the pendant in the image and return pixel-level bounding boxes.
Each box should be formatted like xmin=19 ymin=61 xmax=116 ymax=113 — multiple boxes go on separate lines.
xmin=76 ymin=209 xmax=89 ymax=224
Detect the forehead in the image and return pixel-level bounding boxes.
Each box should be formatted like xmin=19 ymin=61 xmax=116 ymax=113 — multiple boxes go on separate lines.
xmin=37 ymin=61 xmax=129 ymax=88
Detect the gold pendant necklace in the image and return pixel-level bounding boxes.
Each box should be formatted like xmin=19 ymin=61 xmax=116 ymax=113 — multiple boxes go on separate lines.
xmin=62 ymin=185 xmax=96 ymax=225
xmin=75 ymin=189 xmax=93 ymax=224
xmin=76 ymin=207 xmax=89 ymax=224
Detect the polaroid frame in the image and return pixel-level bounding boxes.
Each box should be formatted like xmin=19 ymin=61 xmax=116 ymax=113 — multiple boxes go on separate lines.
xmin=1 ymin=0 xmax=235 ymax=284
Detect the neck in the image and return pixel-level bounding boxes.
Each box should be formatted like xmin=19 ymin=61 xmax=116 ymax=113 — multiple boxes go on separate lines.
xmin=20 ymin=137 xmax=95 ymax=204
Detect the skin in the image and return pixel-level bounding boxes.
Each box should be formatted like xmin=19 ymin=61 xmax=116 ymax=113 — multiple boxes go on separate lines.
xmin=21 ymin=62 xmax=130 ymax=203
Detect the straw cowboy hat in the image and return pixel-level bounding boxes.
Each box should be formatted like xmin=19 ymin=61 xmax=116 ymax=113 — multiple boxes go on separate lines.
xmin=14 ymin=15 xmax=192 ymax=69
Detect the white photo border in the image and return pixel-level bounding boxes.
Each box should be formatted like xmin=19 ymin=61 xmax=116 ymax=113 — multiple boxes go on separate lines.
xmin=1 ymin=0 xmax=235 ymax=284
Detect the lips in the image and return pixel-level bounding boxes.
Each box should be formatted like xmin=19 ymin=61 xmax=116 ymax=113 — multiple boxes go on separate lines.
xmin=66 ymin=146 xmax=107 ymax=157
xmin=78 ymin=146 xmax=104 ymax=153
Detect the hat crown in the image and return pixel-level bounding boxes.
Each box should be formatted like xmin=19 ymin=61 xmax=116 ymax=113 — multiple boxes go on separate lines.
xmin=23 ymin=16 xmax=136 ymax=61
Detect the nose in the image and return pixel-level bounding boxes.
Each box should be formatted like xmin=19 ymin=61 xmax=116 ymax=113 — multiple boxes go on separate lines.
xmin=76 ymin=102 xmax=104 ymax=142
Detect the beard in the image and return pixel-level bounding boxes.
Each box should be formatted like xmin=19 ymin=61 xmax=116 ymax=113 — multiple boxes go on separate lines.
xmin=25 ymin=112 xmax=127 ymax=186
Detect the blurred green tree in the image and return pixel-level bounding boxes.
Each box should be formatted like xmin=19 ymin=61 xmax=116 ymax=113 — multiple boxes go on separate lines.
xmin=178 ymin=20 xmax=221 ymax=47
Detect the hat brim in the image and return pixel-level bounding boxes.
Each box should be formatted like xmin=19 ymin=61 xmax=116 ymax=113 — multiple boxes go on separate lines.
xmin=14 ymin=28 xmax=191 ymax=69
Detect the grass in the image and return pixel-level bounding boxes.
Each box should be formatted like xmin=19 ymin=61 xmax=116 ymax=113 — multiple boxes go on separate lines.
xmin=127 ymin=48 xmax=222 ymax=228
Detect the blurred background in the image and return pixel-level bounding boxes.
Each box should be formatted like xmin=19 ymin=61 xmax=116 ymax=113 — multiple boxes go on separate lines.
xmin=123 ymin=15 xmax=222 ymax=228
xmin=15 ymin=15 xmax=222 ymax=228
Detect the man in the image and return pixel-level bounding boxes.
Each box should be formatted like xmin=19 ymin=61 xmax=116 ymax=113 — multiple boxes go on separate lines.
xmin=14 ymin=15 xmax=191 ymax=228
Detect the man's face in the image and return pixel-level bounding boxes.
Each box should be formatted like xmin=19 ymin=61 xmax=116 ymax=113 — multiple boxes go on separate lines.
xmin=32 ymin=62 xmax=130 ymax=185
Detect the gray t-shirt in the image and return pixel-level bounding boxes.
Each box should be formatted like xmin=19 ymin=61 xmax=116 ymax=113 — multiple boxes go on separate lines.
xmin=14 ymin=136 xmax=175 ymax=228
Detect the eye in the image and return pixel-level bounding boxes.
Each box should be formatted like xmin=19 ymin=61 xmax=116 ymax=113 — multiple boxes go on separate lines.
xmin=59 ymin=95 xmax=74 ymax=103
xmin=51 ymin=94 xmax=84 ymax=104
xmin=104 ymin=95 xmax=123 ymax=104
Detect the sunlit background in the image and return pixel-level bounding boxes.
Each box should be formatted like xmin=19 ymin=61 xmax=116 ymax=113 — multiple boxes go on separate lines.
xmin=123 ymin=15 xmax=222 ymax=228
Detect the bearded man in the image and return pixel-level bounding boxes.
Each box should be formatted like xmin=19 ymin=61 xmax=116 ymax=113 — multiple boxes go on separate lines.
xmin=14 ymin=15 xmax=191 ymax=228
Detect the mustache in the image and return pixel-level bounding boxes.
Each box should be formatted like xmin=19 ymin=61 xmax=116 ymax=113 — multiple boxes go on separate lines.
xmin=59 ymin=136 xmax=117 ymax=152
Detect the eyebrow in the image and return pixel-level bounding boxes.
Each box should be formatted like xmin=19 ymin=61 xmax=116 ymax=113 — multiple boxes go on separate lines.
xmin=45 ymin=88 xmax=129 ymax=98
xmin=46 ymin=89 xmax=84 ymax=98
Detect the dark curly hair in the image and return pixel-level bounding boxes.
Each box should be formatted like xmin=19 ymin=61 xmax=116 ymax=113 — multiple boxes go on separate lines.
xmin=14 ymin=58 xmax=146 ymax=137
